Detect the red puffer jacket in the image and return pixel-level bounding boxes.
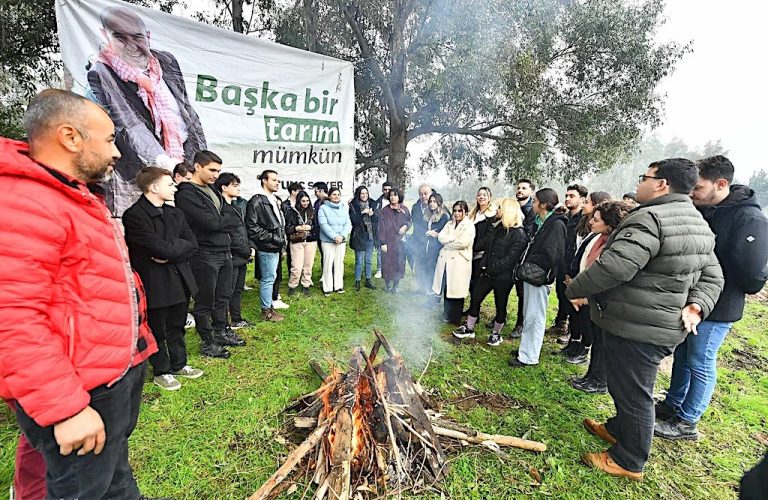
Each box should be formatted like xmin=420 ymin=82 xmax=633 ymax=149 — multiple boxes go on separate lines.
xmin=0 ymin=138 xmax=157 ymax=427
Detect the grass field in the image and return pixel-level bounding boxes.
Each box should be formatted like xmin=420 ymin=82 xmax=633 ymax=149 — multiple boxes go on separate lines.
xmin=1 ymin=252 xmax=766 ymax=499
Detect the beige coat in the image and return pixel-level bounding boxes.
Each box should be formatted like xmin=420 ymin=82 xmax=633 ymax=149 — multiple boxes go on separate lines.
xmin=432 ymin=217 xmax=476 ymax=298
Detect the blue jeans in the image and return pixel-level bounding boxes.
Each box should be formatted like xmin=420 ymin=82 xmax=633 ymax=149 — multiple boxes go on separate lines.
xmin=664 ymin=320 xmax=733 ymax=423
xmin=354 ymin=239 xmax=375 ymax=280
xmin=258 ymin=251 xmax=279 ymax=310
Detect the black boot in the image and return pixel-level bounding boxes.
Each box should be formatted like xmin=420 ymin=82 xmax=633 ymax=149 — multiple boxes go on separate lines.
xmin=302 ymin=287 xmax=311 ymax=297
xmin=654 ymin=401 xmax=677 ymax=421
xmin=201 ymin=340 xmax=231 ymax=359
xmin=654 ymin=415 xmax=699 ymax=440
xmin=365 ymin=279 xmax=376 ymax=290
xmin=214 ymin=329 xmax=246 ymax=347
xmin=355 ymin=280 xmax=361 ymax=291
xmin=287 ymin=287 xmax=297 ymax=297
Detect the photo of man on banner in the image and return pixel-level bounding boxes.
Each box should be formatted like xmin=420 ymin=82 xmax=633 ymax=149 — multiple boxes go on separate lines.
xmin=87 ymin=5 xmax=207 ymax=215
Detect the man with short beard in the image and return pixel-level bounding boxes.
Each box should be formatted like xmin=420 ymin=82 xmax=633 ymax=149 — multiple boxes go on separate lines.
xmin=509 ymin=179 xmax=536 ymax=336
xmin=88 ymin=5 xmax=206 ymax=215
xmin=655 ymin=155 xmax=768 ymax=440
xmin=0 ymin=89 xmax=162 ymax=499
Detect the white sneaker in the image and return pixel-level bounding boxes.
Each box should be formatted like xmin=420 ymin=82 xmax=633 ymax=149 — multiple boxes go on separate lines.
xmin=154 ymin=374 xmax=181 ymax=391
xmin=184 ymin=313 xmax=195 ymax=329
xmin=272 ymin=299 xmax=290 ymax=309
xmin=172 ymin=365 xmax=204 ymax=379
xmin=374 ymin=270 xmax=382 ymax=279
xmin=243 ymin=284 xmax=253 ymax=291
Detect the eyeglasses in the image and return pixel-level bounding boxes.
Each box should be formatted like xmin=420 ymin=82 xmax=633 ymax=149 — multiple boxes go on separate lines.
xmin=638 ymin=174 xmax=665 ymax=182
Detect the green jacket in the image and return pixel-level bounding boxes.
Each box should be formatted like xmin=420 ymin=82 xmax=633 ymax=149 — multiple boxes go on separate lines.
xmin=566 ymin=193 xmax=724 ymax=347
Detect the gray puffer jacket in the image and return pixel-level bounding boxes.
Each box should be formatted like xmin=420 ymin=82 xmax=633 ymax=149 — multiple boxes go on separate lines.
xmin=566 ymin=193 xmax=724 ymax=347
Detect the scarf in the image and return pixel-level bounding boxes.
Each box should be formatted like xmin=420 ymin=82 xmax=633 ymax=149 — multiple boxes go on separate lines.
xmin=98 ymin=46 xmax=185 ymax=159
xmin=359 ymin=200 xmax=374 ymax=239
xmin=585 ymin=233 xmax=608 ymax=268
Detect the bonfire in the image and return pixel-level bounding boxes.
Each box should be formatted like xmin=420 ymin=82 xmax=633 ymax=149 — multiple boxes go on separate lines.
xmin=249 ymin=331 xmax=546 ymax=500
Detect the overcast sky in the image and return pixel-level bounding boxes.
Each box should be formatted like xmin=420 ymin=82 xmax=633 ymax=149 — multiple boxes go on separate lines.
xmin=655 ymin=0 xmax=767 ymax=180
xmin=178 ymin=0 xmax=767 ymax=183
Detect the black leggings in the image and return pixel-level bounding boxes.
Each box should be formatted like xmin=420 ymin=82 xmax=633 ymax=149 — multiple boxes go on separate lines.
xmin=584 ymin=323 xmax=606 ymax=384
xmin=467 ymin=276 xmax=514 ymax=324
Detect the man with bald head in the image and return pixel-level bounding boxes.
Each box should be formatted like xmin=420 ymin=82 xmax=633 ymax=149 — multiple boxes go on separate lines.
xmin=88 ymin=5 xmax=206 ymax=216
xmin=0 ymin=89 xmax=167 ymax=499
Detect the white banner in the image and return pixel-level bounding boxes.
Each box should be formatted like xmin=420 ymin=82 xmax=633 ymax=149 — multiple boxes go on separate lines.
xmin=55 ymin=0 xmax=355 ymax=215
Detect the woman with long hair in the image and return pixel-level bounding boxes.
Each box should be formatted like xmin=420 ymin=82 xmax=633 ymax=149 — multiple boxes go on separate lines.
xmin=453 ymin=198 xmax=528 ymax=345
xmin=432 ymin=201 xmax=475 ymax=325
xmin=285 ymin=190 xmax=318 ymax=296
xmin=557 ymin=191 xmax=612 ymax=348
xmin=349 ymin=185 xmax=378 ymax=291
xmin=377 ymin=188 xmax=411 ymax=292
xmin=509 ymin=188 xmax=567 ymax=368
xmin=416 ymin=193 xmax=451 ymax=299
xmin=318 ymin=187 xmax=352 ymax=296
xmin=468 ymin=186 xmax=497 ymax=291
xmin=570 ymin=201 xmax=631 ymax=393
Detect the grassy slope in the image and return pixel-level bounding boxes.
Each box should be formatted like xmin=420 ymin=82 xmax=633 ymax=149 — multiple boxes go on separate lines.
xmin=1 ymin=253 xmax=766 ymax=499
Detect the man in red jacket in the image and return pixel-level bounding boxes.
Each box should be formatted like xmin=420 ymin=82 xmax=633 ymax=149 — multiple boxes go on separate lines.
xmin=0 ymin=89 xmax=161 ymax=499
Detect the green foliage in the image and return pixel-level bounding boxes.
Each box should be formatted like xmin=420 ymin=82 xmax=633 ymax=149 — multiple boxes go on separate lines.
xmin=275 ymin=0 xmax=688 ymax=185
xmin=2 ymin=255 xmax=766 ymax=498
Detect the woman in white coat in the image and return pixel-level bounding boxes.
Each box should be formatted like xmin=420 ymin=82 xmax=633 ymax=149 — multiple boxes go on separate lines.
xmin=432 ymin=200 xmax=475 ymax=325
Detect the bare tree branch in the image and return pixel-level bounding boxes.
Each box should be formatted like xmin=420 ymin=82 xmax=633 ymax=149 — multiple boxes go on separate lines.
xmin=407 ymin=122 xmax=524 ymax=141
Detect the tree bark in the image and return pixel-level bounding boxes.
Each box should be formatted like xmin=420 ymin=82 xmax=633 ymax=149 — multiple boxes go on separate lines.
xmin=387 ymin=122 xmax=408 ymax=188
xmin=302 ymin=0 xmax=317 ymax=52
xmin=231 ymin=0 xmax=244 ymax=33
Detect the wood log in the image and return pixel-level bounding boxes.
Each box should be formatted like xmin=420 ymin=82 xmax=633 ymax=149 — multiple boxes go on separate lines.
xmin=310 ymin=359 xmax=329 ymax=381
xmin=373 ymin=329 xmax=397 ymax=357
xmin=294 ymin=416 xmax=318 ymax=429
xmin=248 ymin=423 xmax=328 ymax=500
xmin=380 ymin=357 xmax=448 ymax=480
xmin=431 ymin=425 xmax=546 ymax=452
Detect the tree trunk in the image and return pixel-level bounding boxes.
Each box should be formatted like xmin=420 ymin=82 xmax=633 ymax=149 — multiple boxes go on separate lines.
xmin=387 ymin=122 xmax=407 ymax=188
xmin=231 ymin=0 xmax=244 ymax=33
xmin=302 ymin=0 xmax=317 ymax=52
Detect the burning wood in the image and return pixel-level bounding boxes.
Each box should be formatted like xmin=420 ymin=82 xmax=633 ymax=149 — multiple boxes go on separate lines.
xmin=250 ymin=330 xmax=546 ymax=500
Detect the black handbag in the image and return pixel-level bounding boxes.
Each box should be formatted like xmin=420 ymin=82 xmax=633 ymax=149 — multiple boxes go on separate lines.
xmin=515 ymin=261 xmax=550 ymax=286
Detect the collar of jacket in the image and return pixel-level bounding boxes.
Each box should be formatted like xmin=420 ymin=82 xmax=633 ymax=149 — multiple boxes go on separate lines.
xmin=137 ymin=195 xmax=166 ymax=217
xmin=324 ymin=200 xmax=343 ymax=209
xmin=636 ymin=192 xmax=692 ymax=210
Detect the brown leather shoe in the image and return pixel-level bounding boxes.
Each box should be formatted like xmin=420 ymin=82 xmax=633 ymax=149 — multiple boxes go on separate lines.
xmin=582 ymin=451 xmax=643 ymax=481
xmin=261 ymin=308 xmax=284 ymax=322
xmin=583 ymin=418 xmax=617 ymax=445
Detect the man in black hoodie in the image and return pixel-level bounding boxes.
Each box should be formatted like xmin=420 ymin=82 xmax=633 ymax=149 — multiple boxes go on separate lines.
xmin=175 ymin=150 xmax=242 ymax=358
xmin=655 ymin=155 xmax=768 ymax=440
xmin=510 ymin=179 xmax=536 ymax=336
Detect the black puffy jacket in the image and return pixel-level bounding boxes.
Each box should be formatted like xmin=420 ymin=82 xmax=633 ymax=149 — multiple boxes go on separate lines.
xmin=480 ymin=222 xmax=528 ymax=282
xmin=699 ymin=185 xmax=768 ymax=322
xmin=246 ymin=193 xmax=286 ymax=253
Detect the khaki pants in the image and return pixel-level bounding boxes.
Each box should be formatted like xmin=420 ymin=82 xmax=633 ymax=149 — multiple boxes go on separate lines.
xmin=289 ymin=241 xmax=317 ymax=288
xmin=321 ymin=241 xmax=346 ymax=292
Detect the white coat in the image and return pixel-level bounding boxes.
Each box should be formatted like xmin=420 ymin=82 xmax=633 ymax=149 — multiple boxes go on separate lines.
xmin=432 ymin=217 xmax=476 ymax=298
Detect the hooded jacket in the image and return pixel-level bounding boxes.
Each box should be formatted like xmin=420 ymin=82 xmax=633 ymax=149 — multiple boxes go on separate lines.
xmin=0 ymin=138 xmax=157 ymax=426
xmin=567 ymin=193 xmax=724 ymax=347
xmin=699 ymin=185 xmax=768 ymax=321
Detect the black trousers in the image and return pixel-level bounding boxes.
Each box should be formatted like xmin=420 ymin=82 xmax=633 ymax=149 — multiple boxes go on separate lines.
xmin=230 ymin=264 xmax=247 ymax=323
xmin=514 ymin=280 xmax=525 ymax=327
xmin=603 ymin=333 xmax=673 ymax=472
xmin=147 ymin=302 xmax=188 ymax=375
xmin=569 ymin=305 xmax=594 ymax=346
xmin=16 ymin=363 xmax=147 ymax=500
xmin=189 ymin=250 xmax=233 ymax=341
xmin=467 ymin=276 xmax=514 ymax=324
xmin=272 ymin=252 xmax=283 ymax=300
xmin=584 ymin=322 xmax=606 ymax=383
xmin=554 ymin=272 xmax=570 ymax=323
xmin=441 ymin=273 xmax=464 ymax=325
